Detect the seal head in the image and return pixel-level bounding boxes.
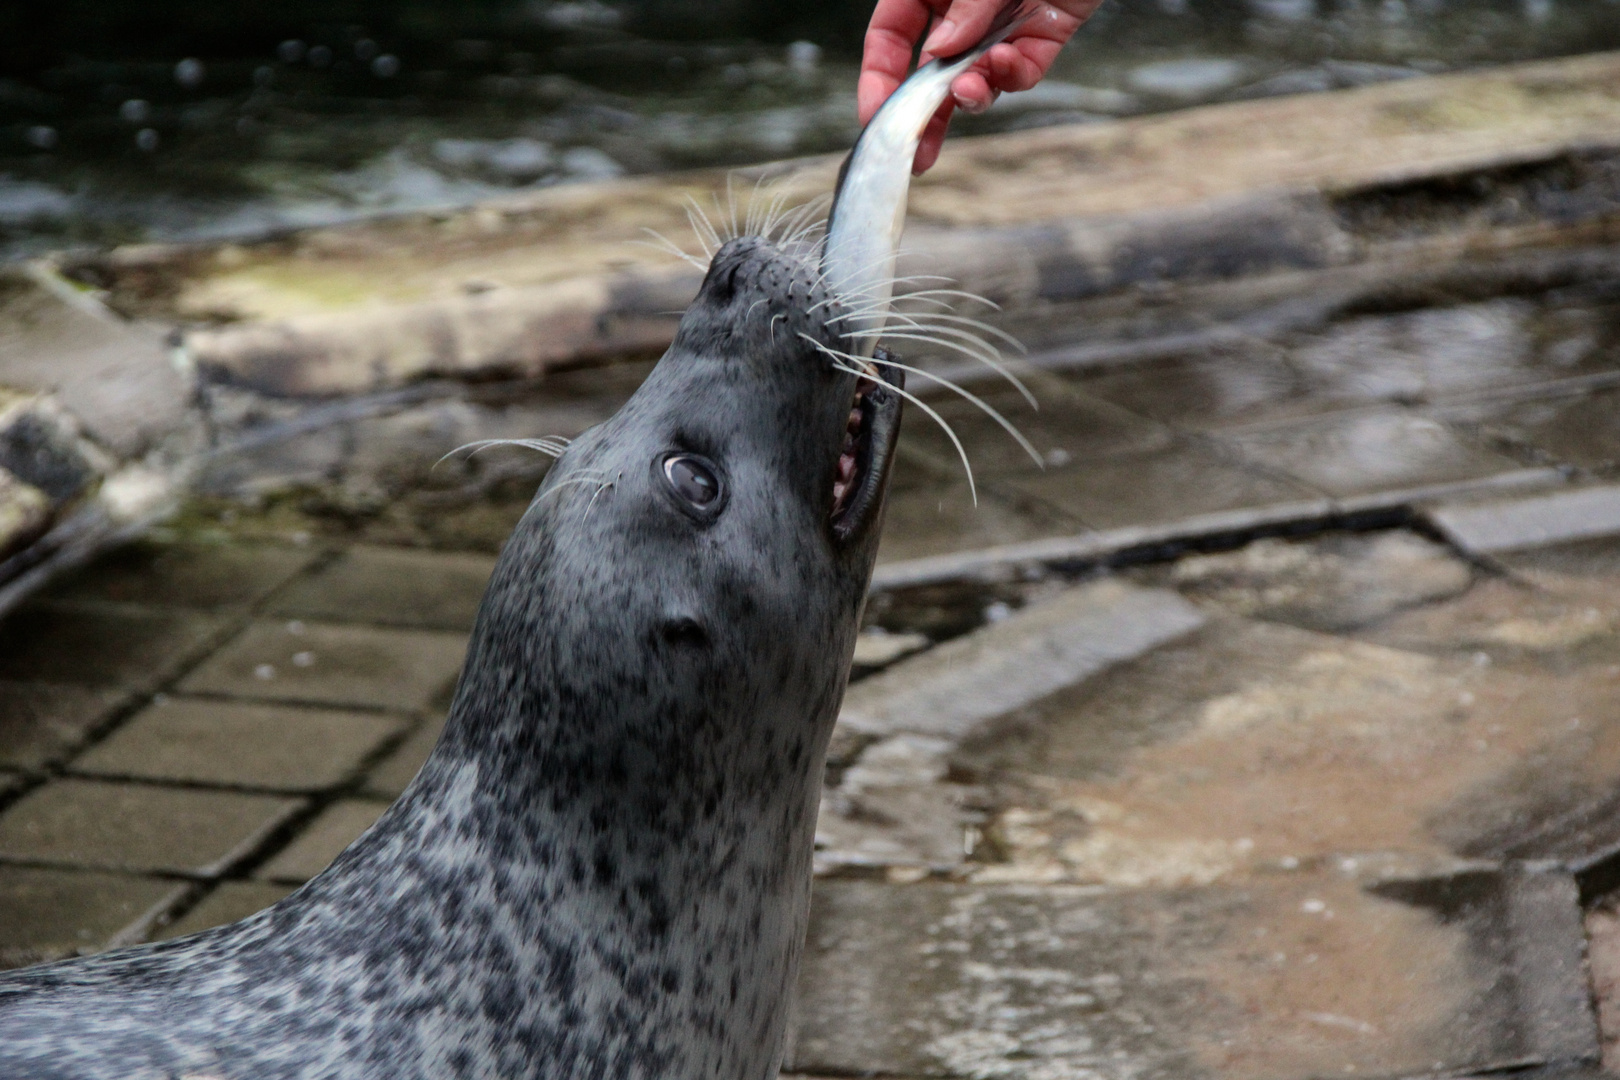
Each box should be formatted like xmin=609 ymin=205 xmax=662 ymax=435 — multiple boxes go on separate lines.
xmin=0 ymin=233 xmax=903 ymax=1080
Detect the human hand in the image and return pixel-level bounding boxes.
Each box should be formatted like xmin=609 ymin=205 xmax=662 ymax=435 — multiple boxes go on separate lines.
xmin=857 ymin=0 xmax=1101 ymax=174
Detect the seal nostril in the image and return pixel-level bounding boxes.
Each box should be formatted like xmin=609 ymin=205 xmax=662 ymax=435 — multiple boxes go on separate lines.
xmin=660 ymin=617 xmax=710 ymax=648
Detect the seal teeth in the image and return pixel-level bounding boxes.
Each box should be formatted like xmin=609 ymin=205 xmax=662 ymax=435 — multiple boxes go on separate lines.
xmin=831 ymin=378 xmax=875 ymax=521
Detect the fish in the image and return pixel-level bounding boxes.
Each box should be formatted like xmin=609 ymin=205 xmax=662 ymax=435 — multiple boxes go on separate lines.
xmin=821 ymin=0 xmax=1036 ymax=362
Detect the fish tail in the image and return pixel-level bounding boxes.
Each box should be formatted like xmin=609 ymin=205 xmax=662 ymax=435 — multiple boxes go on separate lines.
xmin=933 ymin=0 xmax=1038 ymax=66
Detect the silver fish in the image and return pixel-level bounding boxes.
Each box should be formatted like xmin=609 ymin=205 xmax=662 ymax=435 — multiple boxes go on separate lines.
xmin=821 ymin=0 xmax=1035 ymax=361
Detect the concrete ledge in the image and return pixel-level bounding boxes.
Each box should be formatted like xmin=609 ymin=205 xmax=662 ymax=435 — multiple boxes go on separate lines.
xmin=59 ymin=50 xmax=1620 ymax=397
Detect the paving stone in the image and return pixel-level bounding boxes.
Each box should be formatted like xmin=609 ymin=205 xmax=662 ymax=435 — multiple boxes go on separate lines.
xmin=1069 ymin=345 xmax=1317 ymax=431
xmin=360 ymin=715 xmax=445 ymax=800
xmin=954 ymin=607 xmax=1620 ymax=882
xmin=72 ymin=697 xmax=406 ymax=793
xmin=792 ymin=871 xmax=1593 ymax=1080
xmin=1454 ymin=385 xmax=1620 ymax=474
xmin=904 ymin=379 xmax=1171 ymax=478
xmin=46 ymin=541 xmax=317 ymax=609
xmin=0 ymin=603 xmax=225 ymax=690
xmin=0 ymin=779 xmax=302 ymax=877
xmin=0 ymin=681 xmax=126 ymax=772
xmin=839 ymin=580 xmax=1206 ymax=742
xmin=255 ymin=799 xmax=389 ymax=883
xmin=1006 ymin=442 xmax=1318 ymax=529
xmin=1168 ymin=529 xmax=1472 ymax=631
xmin=874 ymin=453 xmax=1078 ymax=565
xmin=1429 ymin=484 xmax=1620 ymax=556
xmin=179 ymin=620 xmax=468 ymax=711
xmin=266 ymin=545 xmax=496 ymax=630
xmin=0 ymin=866 xmax=186 ymax=970
xmin=816 ymin=735 xmax=986 ymax=871
xmin=850 ymin=629 xmax=930 ymax=678
xmin=156 ymin=880 xmax=296 ymax=941
xmin=1220 ymin=408 xmax=1522 ymax=499
xmin=1288 ymin=299 xmax=1540 ymax=405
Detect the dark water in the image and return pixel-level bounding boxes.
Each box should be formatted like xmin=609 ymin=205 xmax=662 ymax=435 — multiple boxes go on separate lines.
xmin=2 ymin=0 xmax=1618 ymax=259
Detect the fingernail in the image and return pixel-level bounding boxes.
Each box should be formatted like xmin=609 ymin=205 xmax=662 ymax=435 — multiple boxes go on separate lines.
xmin=957 ymin=91 xmax=987 ymax=114
xmin=922 ymin=18 xmax=957 ymax=54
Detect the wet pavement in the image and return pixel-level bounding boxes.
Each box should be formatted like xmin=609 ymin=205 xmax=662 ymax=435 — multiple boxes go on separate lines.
xmin=6 ymin=51 xmax=1620 ymax=1080
xmin=5 ymin=393 xmax=1620 ymax=1078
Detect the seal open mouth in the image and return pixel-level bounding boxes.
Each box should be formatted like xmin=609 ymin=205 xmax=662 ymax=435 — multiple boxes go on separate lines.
xmin=830 ymin=349 xmax=904 ymax=544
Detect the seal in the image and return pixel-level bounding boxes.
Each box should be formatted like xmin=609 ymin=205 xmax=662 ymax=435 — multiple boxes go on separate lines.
xmin=0 ymin=6 xmax=1042 ymax=1074
xmin=0 ymin=233 xmax=905 ymax=1080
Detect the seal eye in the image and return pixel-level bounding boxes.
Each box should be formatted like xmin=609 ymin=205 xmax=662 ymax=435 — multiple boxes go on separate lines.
xmin=660 ymin=456 xmax=719 ymax=508
xmin=663 ymin=454 xmax=719 ymax=507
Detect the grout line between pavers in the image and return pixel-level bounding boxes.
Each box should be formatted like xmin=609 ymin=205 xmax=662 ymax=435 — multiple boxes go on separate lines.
xmin=868 ymin=467 xmax=1566 ymax=592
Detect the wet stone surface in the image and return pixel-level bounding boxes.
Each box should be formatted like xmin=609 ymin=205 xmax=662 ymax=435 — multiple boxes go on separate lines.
xmin=4 ymin=248 xmax=1620 ymax=1076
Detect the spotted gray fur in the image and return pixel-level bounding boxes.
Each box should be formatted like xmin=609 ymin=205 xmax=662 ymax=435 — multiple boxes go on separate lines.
xmin=0 ymin=235 xmax=903 ymax=1080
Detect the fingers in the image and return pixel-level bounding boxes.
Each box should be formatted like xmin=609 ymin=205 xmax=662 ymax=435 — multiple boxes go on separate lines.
xmin=859 ymin=0 xmax=948 ymax=124
xmin=919 ymin=0 xmax=1022 ymax=56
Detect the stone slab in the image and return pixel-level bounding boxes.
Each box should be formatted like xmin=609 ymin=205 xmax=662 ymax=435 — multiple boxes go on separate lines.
xmin=900 ymin=379 xmax=1172 ymax=480
xmin=0 ymin=267 xmax=188 ymax=459
xmin=1219 ymin=408 xmax=1523 ymax=500
xmin=873 ymin=454 xmax=1080 ymax=567
xmin=0 ymin=779 xmax=303 ymax=877
xmin=47 ymin=541 xmax=317 ymax=610
xmin=957 ymin=593 xmax=1620 ymax=884
xmin=0 ymin=603 xmax=225 ymax=691
xmin=255 ymin=799 xmax=389 ymax=884
xmin=266 ymin=545 xmax=496 ymax=630
xmin=0 ymin=681 xmax=126 ymax=772
xmin=1451 ymin=385 xmax=1620 ymax=475
xmin=792 ymin=872 xmax=1596 ymax=1080
xmin=1007 ymin=442 xmax=1319 ymax=530
xmin=179 ymin=620 xmax=468 ymax=712
xmin=72 ymin=697 xmax=406 ymax=793
xmin=0 ymin=866 xmax=185 ymax=970
xmin=359 ymin=715 xmax=445 ymax=800
xmin=1429 ymin=484 xmax=1620 ymax=555
xmin=156 ymin=880 xmax=296 ymax=941
xmin=850 ymin=630 xmax=930 ymax=677
xmin=840 ymin=581 xmax=1206 ymax=742
xmin=1169 ymin=530 xmax=1473 ymax=632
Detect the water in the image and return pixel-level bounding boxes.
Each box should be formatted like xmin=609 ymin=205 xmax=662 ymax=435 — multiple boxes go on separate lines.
xmin=2 ymin=0 xmax=1618 ymax=260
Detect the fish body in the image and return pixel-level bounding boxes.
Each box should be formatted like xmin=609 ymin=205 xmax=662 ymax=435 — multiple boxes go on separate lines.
xmin=822 ymin=0 xmax=1034 ymax=359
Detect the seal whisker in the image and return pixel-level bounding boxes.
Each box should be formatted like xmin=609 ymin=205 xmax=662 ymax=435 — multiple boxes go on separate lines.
xmin=682 ymin=196 xmax=721 ymax=257
xmin=803 ymin=334 xmax=979 ymax=505
xmin=635 ymin=228 xmax=708 ymax=271
xmin=844 ymin=323 xmax=1037 ymax=410
xmin=539 ymin=473 xmax=616 ymax=503
xmin=848 ymin=348 xmax=1042 ymax=468
xmin=868 ymin=311 xmax=1026 ymax=355
xmin=584 ymin=472 xmax=621 ymax=516
xmin=435 ymin=437 xmax=573 ymax=471
xmin=841 ymin=324 xmax=1035 ymax=408
xmin=805 ymin=273 xmax=954 ymax=314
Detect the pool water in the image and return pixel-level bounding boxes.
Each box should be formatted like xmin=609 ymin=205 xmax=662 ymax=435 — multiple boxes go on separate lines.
xmin=2 ymin=0 xmax=1617 ymax=259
